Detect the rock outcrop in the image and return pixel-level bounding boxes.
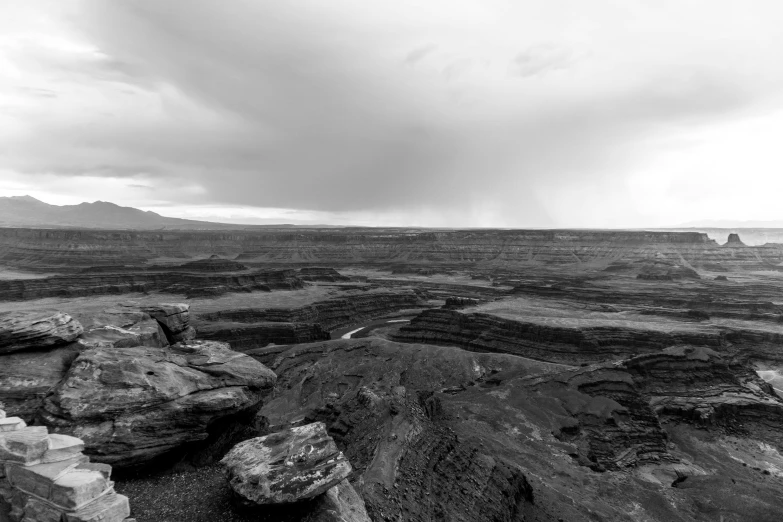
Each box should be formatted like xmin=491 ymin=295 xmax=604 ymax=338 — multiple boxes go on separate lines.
xmin=0 ymin=303 xmax=201 ymax=423
xmin=79 ymin=312 xmax=167 ymax=350
xmin=0 ymin=345 xmax=82 ymax=421
xmin=38 ymin=340 xmax=276 ymax=468
xmin=221 ymin=422 xmax=352 ymax=505
xmin=0 ymin=311 xmax=83 ymax=355
xmin=139 ymin=303 xmax=196 ymax=344
xmin=247 ymin=337 xmax=783 ymax=521
xmin=249 ymin=339 xmax=546 ymax=521
xmin=524 ymin=366 xmax=672 ymax=470
xmin=0 ymin=406 xmax=131 ymax=522
xmin=621 ymin=346 xmax=783 ymax=445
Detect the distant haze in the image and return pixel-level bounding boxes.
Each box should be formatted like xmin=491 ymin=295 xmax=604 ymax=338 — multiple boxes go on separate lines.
xmin=2 ymin=1 xmax=783 ymax=227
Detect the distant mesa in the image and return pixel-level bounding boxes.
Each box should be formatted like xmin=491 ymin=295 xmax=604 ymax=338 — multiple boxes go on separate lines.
xmin=724 ymin=233 xmax=746 ymax=246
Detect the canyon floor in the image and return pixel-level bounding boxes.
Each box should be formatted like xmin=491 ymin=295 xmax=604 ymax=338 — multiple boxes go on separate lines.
xmin=3 ymin=228 xmax=783 ymax=521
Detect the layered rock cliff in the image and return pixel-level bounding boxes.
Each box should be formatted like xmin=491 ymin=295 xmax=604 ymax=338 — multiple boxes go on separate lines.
xmin=3 ymin=227 xmax=782 ymax=271
xmin=391 ymin=309 xmax=723 ymax=364
xmin=0 ymin=269 xmax=305 ymax=301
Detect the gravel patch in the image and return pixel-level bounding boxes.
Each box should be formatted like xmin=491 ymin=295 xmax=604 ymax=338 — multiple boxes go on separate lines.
xmin=115 ymin=465 xmax=320 ymax=522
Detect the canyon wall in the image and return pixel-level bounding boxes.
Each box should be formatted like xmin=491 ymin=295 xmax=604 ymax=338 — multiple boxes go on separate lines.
xmin=2 ymin=227 xmax=782 ymax=270
xmin=0 ymin=269 xmax=305 ymax=301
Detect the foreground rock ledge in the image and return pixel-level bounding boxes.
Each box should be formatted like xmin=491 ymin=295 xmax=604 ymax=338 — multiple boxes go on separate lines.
xmin=0 ymin=406 xmax=131 ymax=522
xmin=39 ymin=340 xmax=277 ymax=468
xmin=221 ymin=422 xmax=352 ymax=505
xmin=0 ymin=311 xmax=83 ymax=355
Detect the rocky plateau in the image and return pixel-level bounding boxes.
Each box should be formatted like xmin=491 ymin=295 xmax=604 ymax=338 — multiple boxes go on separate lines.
xmin=2 ymin=228 xmax=783 ymax=521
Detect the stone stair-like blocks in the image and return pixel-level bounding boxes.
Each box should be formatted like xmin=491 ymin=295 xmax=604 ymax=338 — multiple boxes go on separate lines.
xmin=0 ymin=407 xmax=132 ymax=522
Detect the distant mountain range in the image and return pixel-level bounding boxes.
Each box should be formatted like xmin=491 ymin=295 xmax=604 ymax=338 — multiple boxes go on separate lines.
xmin=0 ymin=196 xmax=341 ymax=230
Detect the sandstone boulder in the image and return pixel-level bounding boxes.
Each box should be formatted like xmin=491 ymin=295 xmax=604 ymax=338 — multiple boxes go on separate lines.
xmin=139 ymin=303 xmax=196 ymax=343
xmin=79 ymin=307 xmax=168 ymax=349
xmin=79 ymin=318 xmax=167 ymax=350
xmin=39 ymin=340 xmax=276 ymax=468
xmin=0 ymin=311 xmax=83 ymax=354
xmin=221 ymin=422 xmax=352 ymax=505
xmin=0 ymin=344 xmax=81 ymax=420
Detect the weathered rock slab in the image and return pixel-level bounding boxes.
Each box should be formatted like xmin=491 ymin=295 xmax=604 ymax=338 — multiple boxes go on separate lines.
xmin=0 ymin=311 xmax=83 ymax=355
xmin=139 ymin=303 xmax=196 ymax=343
xmin=39 ymin=340 xmax=276 ymax=467
xmin=0 ymin=344 xmax=82 ymax=421
xmin=78 ymin=318 xmax=167 ymax=349
xmin=0 ymin=426 xmax=50 ymax=464
xmin=0 ymin=418 xmax=25 ymax=433
xmin=64 ymin=492 xmax=130 ymax=522
xmin=221 ymin=422 xmax=351 ymax=505
xmin=42 ymin=434 xmax=85 ymax=464
xmin=7 ymin=456 xmax=104 ymax=510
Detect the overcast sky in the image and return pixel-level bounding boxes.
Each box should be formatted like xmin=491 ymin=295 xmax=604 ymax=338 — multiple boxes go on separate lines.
xmin=2 ymin=1 xmax=783 ymax=227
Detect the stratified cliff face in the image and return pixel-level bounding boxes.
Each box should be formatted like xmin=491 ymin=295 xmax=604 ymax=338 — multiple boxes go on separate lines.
xmin=621 ymin=345 xmax=783 ymax=447
xmin=196 ymin=321 xmax=330 ymax=350
xmin=2 ymin=227 xmax=781 ymax=270
xmin=524 ymin=366 xmax=672 ymax=471
xmin=0 ymin=269 xmax=305 ymax=301
xmin=511 ymin=277 xmax=783 ymax=324
xmin=391 ymin=309 xmax=721 ymax=363
xmin=392 ymin=308 xmax=783 ymax=366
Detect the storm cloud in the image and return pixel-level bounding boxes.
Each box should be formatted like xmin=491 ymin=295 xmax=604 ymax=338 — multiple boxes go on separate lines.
xmin=2 ymin=0 xmax=783 ymax=226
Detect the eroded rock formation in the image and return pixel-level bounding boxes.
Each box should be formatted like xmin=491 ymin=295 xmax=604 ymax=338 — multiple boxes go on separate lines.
xmin=222 ymin=422 xmax=352 ymax=505
xmin=244 ymin=336 xmax=783 ymax=521
xmin=38 ymin=340 xmax=276 ymax=468
xmin=0 ymin=311 xmax=83 ymax=355
xmin=139 ymin=303 xmax=196 ymax=344
xmin=0 ymin=303 xmax=198 ymax=423
xmin=0 ymin=406 xmax=131 ymax=522
xmin=621 ymin=346 xmax=783 ymax=445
